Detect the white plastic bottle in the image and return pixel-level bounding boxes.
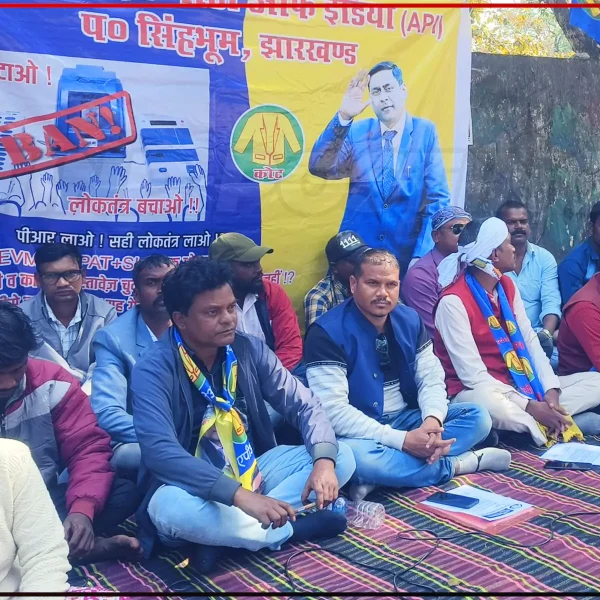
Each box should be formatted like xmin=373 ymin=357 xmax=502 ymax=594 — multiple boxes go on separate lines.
xmin=329 ymin=497 xmax=385 ymax=529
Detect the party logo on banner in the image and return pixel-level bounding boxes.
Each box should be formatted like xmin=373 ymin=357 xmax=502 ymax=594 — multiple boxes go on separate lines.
xmin=230 ymin=104 xmax=304 ymax=183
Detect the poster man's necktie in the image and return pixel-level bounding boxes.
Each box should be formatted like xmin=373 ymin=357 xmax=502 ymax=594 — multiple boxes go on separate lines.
xmin=382 ymin=130 xmax=397 ymax=199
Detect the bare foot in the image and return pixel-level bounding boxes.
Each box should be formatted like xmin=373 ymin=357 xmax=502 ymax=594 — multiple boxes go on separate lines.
xmin=79 ymin=535 xmax=142 ymax=563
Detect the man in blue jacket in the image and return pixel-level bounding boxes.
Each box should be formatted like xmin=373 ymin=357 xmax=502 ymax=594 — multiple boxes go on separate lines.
xmin=131 ymin=257 xmax=355 ymax=571
xmin=305 ymin=249 xmax=511 ymax=501
xmin=309 ymin=62 xmax=450 ymax=273
xmin=558 ymin=201 xmax=600 ymax=304
xmin=91 ymin=254 xmax=174 ymax=475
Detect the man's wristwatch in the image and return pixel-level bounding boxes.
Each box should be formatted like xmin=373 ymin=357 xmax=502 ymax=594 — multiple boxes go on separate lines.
xmin=540 ymin=329 xmax=552 ymax=339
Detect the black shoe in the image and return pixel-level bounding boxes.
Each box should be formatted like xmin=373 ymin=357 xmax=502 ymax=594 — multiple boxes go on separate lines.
xmin=288 ymin=510 xmax=347 ymax=544
xmin=191 ymin=544 xmax=227 ymax=575
xmin=474 ymin=428 xmax=499 ymax=450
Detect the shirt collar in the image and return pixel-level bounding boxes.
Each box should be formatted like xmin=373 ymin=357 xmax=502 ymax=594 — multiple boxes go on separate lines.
xmin=379 ymin=112 xmax=407 ymax=137
xmin=44 ymin=295 xmax=82 ymax=327
xmin=239 ymin=293 xmax=258 ymax=313
xmin=3 ymin=374 xmax=26 ymax=411
xmin=145 ymin=323 xmax=157 ymax=343
xmin=331 ymin=274 xmax=350 ymax=298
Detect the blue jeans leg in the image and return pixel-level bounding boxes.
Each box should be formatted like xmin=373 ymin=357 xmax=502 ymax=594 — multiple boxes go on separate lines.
xmin=258 ymin=442 xmax=355 ymax=507
xmin=111 ymin=443 xmax=141 ymax=474
xmin=147 ymin=443 xmax=355 ymax=551
xmin=343 ymin=403 xmax=491 ymax=489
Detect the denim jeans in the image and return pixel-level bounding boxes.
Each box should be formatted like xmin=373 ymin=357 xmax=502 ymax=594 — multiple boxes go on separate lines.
xmin=147 ymin=442 xmax=356 ymax=552
xmin=342 ymin=403 xmax=492 ymax=489
xmin=111 ymin=443 xmax=141 ymax=475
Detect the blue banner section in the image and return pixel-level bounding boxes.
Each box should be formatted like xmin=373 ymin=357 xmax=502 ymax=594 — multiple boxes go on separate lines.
xmin=0 ymin=5 xmax=260 ymax=311
xmin=570 ymin=3 xmax=600 ymax=44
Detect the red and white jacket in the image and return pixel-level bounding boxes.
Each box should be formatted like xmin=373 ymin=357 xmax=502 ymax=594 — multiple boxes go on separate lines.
xmin=1 ymin=358 xmax=114 ymax=521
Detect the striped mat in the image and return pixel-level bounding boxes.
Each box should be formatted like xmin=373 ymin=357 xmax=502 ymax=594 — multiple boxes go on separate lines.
xmin=69 ymin=435 xmax=600 ymax=598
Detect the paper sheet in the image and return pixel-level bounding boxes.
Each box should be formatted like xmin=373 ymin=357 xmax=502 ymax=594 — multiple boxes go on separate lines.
xmin=540 ymin=442 xmax=600 ymax=466
xmin=422 ymin=485 xmax=533 ymax=521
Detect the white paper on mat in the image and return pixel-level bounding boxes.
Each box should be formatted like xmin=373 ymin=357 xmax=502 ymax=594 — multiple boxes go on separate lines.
xmin=540 ymin=443 xmax=600 ymax=466
xmin=422 ymin=484 xmax=533 ymax=521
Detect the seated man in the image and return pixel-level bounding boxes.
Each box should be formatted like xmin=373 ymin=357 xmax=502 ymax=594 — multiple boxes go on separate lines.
xmin=20 ymin=243 xmax=117 ymax=381
xmin=0 ymin=302 xmax=140 ymax=563
xmin=208 ymin=233 xmax=303 ymax=374
xmin=558 ymin=273 xmax=600 ymax=379
xmin=305 ymin=249 xmax=509 ymax=502
xmin=401 ymin=206 xmax=472 ymax=338
xmin=91 ymin=254 xmax=175 ymax=475
xmin=435 ymin=218 xmax=600 ymax=446
xmin=498 ymin=200 xmax=560 ymax=359
xmin=131 ymin=258 xmax=355 ymax=570
xmin=558 ymin=201 xmax=600 ymax=304
xmin=304 ymin=231 xmax=369 ymax=328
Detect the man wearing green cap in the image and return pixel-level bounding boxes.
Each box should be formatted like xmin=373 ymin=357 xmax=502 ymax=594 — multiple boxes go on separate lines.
xmin=209 ymin=233 xmax=303 ymax=373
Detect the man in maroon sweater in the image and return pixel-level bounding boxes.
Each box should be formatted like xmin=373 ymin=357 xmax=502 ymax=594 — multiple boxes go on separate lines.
xmin=209 ymin=233 xmax=303 ymax=373
xmin=558 ymin=273 xmax=600 ymax=374
xmin=0 ymin=302 xmax=141 ymax=563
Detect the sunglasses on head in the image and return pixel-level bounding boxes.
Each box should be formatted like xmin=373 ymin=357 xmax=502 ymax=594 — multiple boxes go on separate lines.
xmin=375 ymin=333 xmax=391 ymax=371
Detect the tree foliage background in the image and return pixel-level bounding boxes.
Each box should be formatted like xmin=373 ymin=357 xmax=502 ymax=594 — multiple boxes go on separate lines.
xmin=471 ymin=6 xmax=576 ymax=57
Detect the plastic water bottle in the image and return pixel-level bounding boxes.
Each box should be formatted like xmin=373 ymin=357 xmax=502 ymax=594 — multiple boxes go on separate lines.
xmin=329 ymin=497 xmax=385 ymax=529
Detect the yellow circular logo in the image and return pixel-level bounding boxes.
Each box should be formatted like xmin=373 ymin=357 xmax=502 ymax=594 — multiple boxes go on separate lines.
xmin=488 ymin=316 xmax=501 ymax=329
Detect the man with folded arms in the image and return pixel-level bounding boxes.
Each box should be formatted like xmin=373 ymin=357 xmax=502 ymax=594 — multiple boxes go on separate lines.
xmin=305 ymin=248 xmax=509 ymax=502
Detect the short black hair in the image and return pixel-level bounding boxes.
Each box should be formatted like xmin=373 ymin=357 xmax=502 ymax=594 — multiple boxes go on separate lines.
xmin=354 ymin=248 xmax=400 ymax=278
xmin=133 ymin=254 xmax=174 ymax=287
xmin=0 ymin=302 xmax=39 ymax=369
xmin=162 ymin=257 xmax=232 ymax=317
xmin=368 ymin=61 xmax=403 ymax=88
xmin=591 ymin=201 xmax=600 ymax=225
xmin=34 ymin=243 xmax=82 ymax=272
xmin=496 ymin=200 xmax=528 ymax=220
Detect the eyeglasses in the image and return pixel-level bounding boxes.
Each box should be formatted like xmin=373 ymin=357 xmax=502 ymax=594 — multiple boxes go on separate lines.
xmin=445 ymin=223 xmax=466 ymax=235
xmin=39 ymin=270 xmax=82 ymax=284
xmin=375 ymin=333 xmax=391 ymax=371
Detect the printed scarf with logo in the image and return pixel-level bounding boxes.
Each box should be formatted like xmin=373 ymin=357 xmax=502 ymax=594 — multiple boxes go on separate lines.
xmin=174 ymin=329 xmax=262 ymax=491
xmin=466 ymin=272 xmax=583 ymax=447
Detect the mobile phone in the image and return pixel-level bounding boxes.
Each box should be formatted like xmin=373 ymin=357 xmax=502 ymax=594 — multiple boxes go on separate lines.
xmin=426 ymin=491 xmax=480 ymax=509
xmin=544 ymin=460 xmax=593 ymax=471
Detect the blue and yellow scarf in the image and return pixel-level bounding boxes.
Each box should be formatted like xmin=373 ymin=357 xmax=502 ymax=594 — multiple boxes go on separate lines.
xmin=174 ymin=329 xmax=262 ymax=491
xmin=466 ymin=273 xmax=583 ymax=446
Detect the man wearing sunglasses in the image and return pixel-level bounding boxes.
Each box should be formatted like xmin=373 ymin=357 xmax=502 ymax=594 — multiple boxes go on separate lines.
xmin=305 ymin=248 xmax=510 ymax=501
xmin=401 ymin=206 xmax=472 ymax=338
xmin=20 ymin=243 xmax=117 ymax=381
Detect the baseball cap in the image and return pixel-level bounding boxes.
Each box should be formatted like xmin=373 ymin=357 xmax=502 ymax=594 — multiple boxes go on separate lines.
xmin=326 ymin=231 xmax=369 ymax=264
xmin=209 ymin=233 xmax=274 ymax=262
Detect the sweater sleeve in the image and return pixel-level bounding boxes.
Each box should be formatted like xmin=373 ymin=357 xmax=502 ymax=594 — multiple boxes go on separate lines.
xmin=565 ymin=303 xmax=600 ymax=371
xmin=51 ymin=370 xmax=115 ymax=521
xmin=266 ymin=282 xmax=303 ymax=370
xmin=8 ymin=440 xmax=70 ymax=597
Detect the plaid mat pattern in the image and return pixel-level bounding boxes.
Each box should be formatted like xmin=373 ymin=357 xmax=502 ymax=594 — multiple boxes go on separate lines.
xmin=69 ymin=435 xmax=600 ymax=599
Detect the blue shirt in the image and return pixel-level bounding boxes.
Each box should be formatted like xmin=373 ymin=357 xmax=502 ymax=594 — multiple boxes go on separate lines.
xmin=558 ymin=238 xmax=599 ymax=305
xmin=506 ymin=242 xmax=561 ymax=330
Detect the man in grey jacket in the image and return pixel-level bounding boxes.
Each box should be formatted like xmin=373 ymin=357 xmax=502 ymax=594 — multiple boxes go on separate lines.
xmin=20 ymin=243 xmax=116 ymax=381
xmin=131 ymin=257 xmax=355 ymax=571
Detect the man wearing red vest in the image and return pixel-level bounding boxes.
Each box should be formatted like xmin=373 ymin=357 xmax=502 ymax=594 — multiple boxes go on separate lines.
xmin=434 ymin=218 xmax=600 ymax=446
xmin=558 ymin=273 xmax=600 ymax=375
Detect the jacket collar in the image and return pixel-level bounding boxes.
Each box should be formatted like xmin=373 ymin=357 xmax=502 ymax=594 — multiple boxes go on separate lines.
xmin=135 ymin=308 xmax=155 ymax=349
xmin=36 ymin=290 xmax=89 ymax=321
